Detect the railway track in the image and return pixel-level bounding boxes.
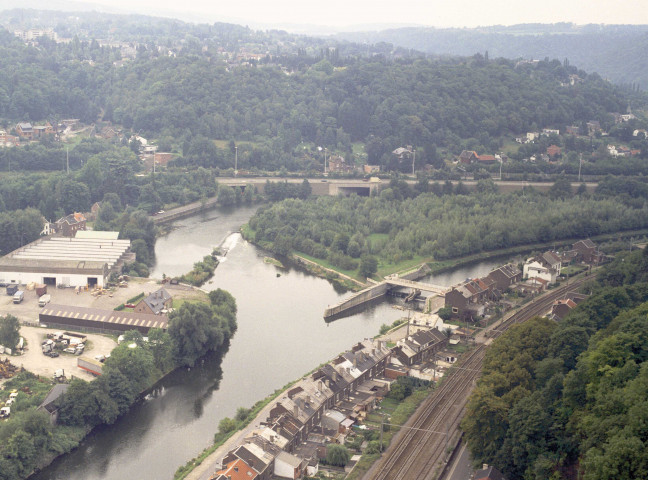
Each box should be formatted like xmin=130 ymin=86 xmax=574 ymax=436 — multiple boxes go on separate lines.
xmin=363 ymin=277 xmax=588 ymax=480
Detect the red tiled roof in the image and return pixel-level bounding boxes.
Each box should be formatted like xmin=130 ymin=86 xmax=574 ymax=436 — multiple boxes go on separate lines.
xmin=213 ymin=459 xmax=258 ymax=480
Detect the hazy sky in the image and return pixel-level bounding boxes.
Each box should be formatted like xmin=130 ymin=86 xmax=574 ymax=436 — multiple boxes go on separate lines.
xmin=82 ymin=0 xmax=648 ymax=29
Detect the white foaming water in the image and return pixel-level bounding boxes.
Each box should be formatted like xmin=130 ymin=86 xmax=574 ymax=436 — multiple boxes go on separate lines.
xmin=216 ymin=232 xmax=242 ymax=262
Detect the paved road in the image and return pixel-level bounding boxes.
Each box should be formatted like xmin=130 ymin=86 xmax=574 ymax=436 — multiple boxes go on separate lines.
xmin=442 ymin=441 xmax=474 ymax=480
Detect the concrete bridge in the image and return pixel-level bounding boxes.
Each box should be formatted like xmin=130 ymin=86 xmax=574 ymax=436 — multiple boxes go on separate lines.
xmin=218 ymin=177 xmax=599 ymax=197
xmin=384 ymin=276 xmax=447 ymax=294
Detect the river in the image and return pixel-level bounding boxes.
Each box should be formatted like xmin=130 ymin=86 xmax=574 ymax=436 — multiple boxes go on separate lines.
xmin=32 ymin=205 xmax=504 ymax=480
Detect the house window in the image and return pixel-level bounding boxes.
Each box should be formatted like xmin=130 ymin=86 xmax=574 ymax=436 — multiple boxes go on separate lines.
xmin=452 ymin=307 xmax=459 ymax=313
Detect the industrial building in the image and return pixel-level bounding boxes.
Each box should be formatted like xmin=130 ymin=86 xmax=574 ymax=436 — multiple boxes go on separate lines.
xmin=0 ymin=236 xmax=133 ymax=288
xmin=39 ymin=304 xmax=169 ymax=334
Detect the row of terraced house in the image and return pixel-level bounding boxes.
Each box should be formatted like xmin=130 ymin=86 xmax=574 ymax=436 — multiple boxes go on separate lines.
xmin=211 ymin=333 xmax=448 ymax=480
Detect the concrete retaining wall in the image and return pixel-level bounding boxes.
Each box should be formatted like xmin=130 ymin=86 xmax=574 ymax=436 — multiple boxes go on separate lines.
xmin=324 ymin=282 xmax=389 ymax=318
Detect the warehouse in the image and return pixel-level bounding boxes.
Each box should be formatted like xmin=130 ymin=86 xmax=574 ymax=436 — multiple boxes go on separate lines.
xmin=39 ymin=304 xmax=169 ymax=334
xmin=0 ymin=236 xmax=133 ymax=288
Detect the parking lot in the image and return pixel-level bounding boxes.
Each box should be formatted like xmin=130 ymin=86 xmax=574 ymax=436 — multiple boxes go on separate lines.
xmin=1 ymin=279 xmax=205 ymax=386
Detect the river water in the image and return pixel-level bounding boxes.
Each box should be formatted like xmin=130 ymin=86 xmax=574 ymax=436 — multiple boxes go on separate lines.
xmin=32 ymin=205 xmax=503 ymax=480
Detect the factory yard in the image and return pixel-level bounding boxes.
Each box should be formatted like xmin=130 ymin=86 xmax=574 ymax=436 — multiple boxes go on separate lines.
xmin=0 ymin=278 xmax=205 ymax=386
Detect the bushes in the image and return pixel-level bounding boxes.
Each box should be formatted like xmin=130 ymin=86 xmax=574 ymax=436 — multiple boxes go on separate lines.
xmin=178 ymin=255 xmax=219 ymax=287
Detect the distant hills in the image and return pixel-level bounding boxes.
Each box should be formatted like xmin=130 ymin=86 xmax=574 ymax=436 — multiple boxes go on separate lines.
xmin=333 ymin=24 xmax=648 ymax=89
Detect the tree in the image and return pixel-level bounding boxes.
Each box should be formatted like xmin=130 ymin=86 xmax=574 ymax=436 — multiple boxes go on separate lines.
xmin=168 ymin=302 xmax=227 ymax=367
xmin=326 ymin=444 xmax=350 ymax=467
xmin=0 ymin=314 xmax=20 ymax=349
xmin=359 ymin=255 xmax=378 ymax=279
xmin=217 ymin=184 xmax=236 ymax=206
xmin=218 ymin=416 xmax=237 ymax=434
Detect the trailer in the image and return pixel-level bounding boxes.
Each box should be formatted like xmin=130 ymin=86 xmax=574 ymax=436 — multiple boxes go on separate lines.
xmin=35 ymin=284 xmax=47 ymax=297
xmin=77 ymin=356 xmax=103 ymax=376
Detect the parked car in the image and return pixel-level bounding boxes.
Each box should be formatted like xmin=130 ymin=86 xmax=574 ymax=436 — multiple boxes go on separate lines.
xmin=47 ymin=351 xmax=59 ymax=358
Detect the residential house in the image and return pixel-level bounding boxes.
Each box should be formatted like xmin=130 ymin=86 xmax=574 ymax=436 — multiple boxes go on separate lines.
xmin=221 ymin=438 xmax=280 ymax=480
xmin=475 ymin=465 xmax=507 ymax=480
xmin=321 ymin=409 xmax=347 ymax=435
xmin=134 ymin=288 xmax=172 ymax=315
xmin=0 ymin=130 xmax=19 ymax=147
xmin=210 ymin=458 xmax=258 ymax=480
xmin=392 ymin=328 xmax=447 ymax=367
xmin=37 ymin=384 xmax=69 ymax=424
xmin=444 ymin=279 xmax=489 ymax=316
xmin=546 ymin=145 xmax=562 ymax=158
xmin=523 ymin=252 xmax=561 ymax=283
xmin=526 ymin=132 xmax=539 ymax=142
xmin=327 ymin=156 xmax=355 ymax=174
xmin=458 ymin=150 xmax=478 ymax=164
xmin=32 ymin=123 xmax=54 ymax=138
xmin=16 ymin=122 xmax=33 ymax=139
xmin=551 ymin=298 xmax=577 ymax=321
xmin=633 ymin=129 xmax=647 ymax=139
xmin=477 ymin=154 xmax=497 ymax=165
xmin=392 ymin=146 xmax=413 ymax=159
xmin=573 ymin=239 xmax=601 ymax=264
xmin=52 ymin=213 xmax=87 ymax=237
xmin=487 ymin=264 xmax=522 ymax=291
xmin=566 ymin=125 xmax=580 ymax=135
xmin=518 ymin=276 xmax=548 ymax=294
xmin=274 ymin=451 xmax=306 ymax=480
xmin=542 ymin=128 xmax=560 ymax=136
xmin=363 ymin=165 xmax=380 ymax=174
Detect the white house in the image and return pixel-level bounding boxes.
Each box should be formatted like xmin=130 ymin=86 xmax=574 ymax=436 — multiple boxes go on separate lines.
xmin=274 ymin=451 xmax=306 ymax=480
xmin=523 ymin=251 xmax=561 ymax=283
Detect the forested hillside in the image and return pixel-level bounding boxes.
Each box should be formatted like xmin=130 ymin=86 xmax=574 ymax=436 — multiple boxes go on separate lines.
xmin=335 ymin=24 xmax=648 ymax=89
xmin=461 ymin=248 xmax=648 ymax=480
xmin=0 ymin=20 xmax=633 ymax=172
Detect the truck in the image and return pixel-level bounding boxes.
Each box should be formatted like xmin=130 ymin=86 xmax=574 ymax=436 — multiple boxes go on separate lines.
xmin=12 ymin=290 xmax=24 ymax=304
xmin=77 ymin=356 xmax=103 ymax=376
xmin=38 ymin=294 xmax=51 ymax=307
xmin=35 ymin=284 xmax=47 ymax=297
xmin=6 ymin=284 xmax=18 ymax=296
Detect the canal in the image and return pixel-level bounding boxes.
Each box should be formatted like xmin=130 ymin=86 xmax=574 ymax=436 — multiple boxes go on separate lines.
xmin=32 ymin=205 xmax=504 ymax=480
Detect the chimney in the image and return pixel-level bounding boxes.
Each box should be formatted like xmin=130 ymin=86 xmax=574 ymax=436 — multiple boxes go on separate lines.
xmin=483 ymin=464 xmax=489 ymax=470
xmin=353 ymin=357 xmax=357 ymax=368
xmin=318 ymin=380 xmax=323 ymax=391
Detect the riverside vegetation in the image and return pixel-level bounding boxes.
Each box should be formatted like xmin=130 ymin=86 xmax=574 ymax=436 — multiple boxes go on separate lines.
xmin=246 ymin=176 xmax=648 ymax=280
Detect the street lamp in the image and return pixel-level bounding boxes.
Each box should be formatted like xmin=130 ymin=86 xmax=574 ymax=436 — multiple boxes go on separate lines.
xmin=234 ymin=145 xmax=238 ymax=177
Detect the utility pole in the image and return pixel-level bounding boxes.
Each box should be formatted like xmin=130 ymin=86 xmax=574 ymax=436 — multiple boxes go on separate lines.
xmin=234 ymin=145 xmax=238 ymax=177
xmin=578 ymin=153 xmax=582 ymax=182
xmin=412 ymin=149 xmax=416 ymax=176
xmin=324 ymin=148 xmax=328 ymax=175
xmin=66 ymin=147 xmax=69 ymax=174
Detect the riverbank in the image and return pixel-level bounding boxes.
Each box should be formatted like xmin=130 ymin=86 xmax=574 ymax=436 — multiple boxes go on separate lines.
xmin=260 ymin=227 xmax=648 ymax=292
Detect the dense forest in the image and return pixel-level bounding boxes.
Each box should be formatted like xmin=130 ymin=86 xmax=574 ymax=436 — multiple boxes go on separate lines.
xmin=461 ymin=247 xmax=648 ymax=480
xmin=246 ymin=177 xmax=648 ymax=276
xmin=0 ymin=290 xmax=237 ymax=480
